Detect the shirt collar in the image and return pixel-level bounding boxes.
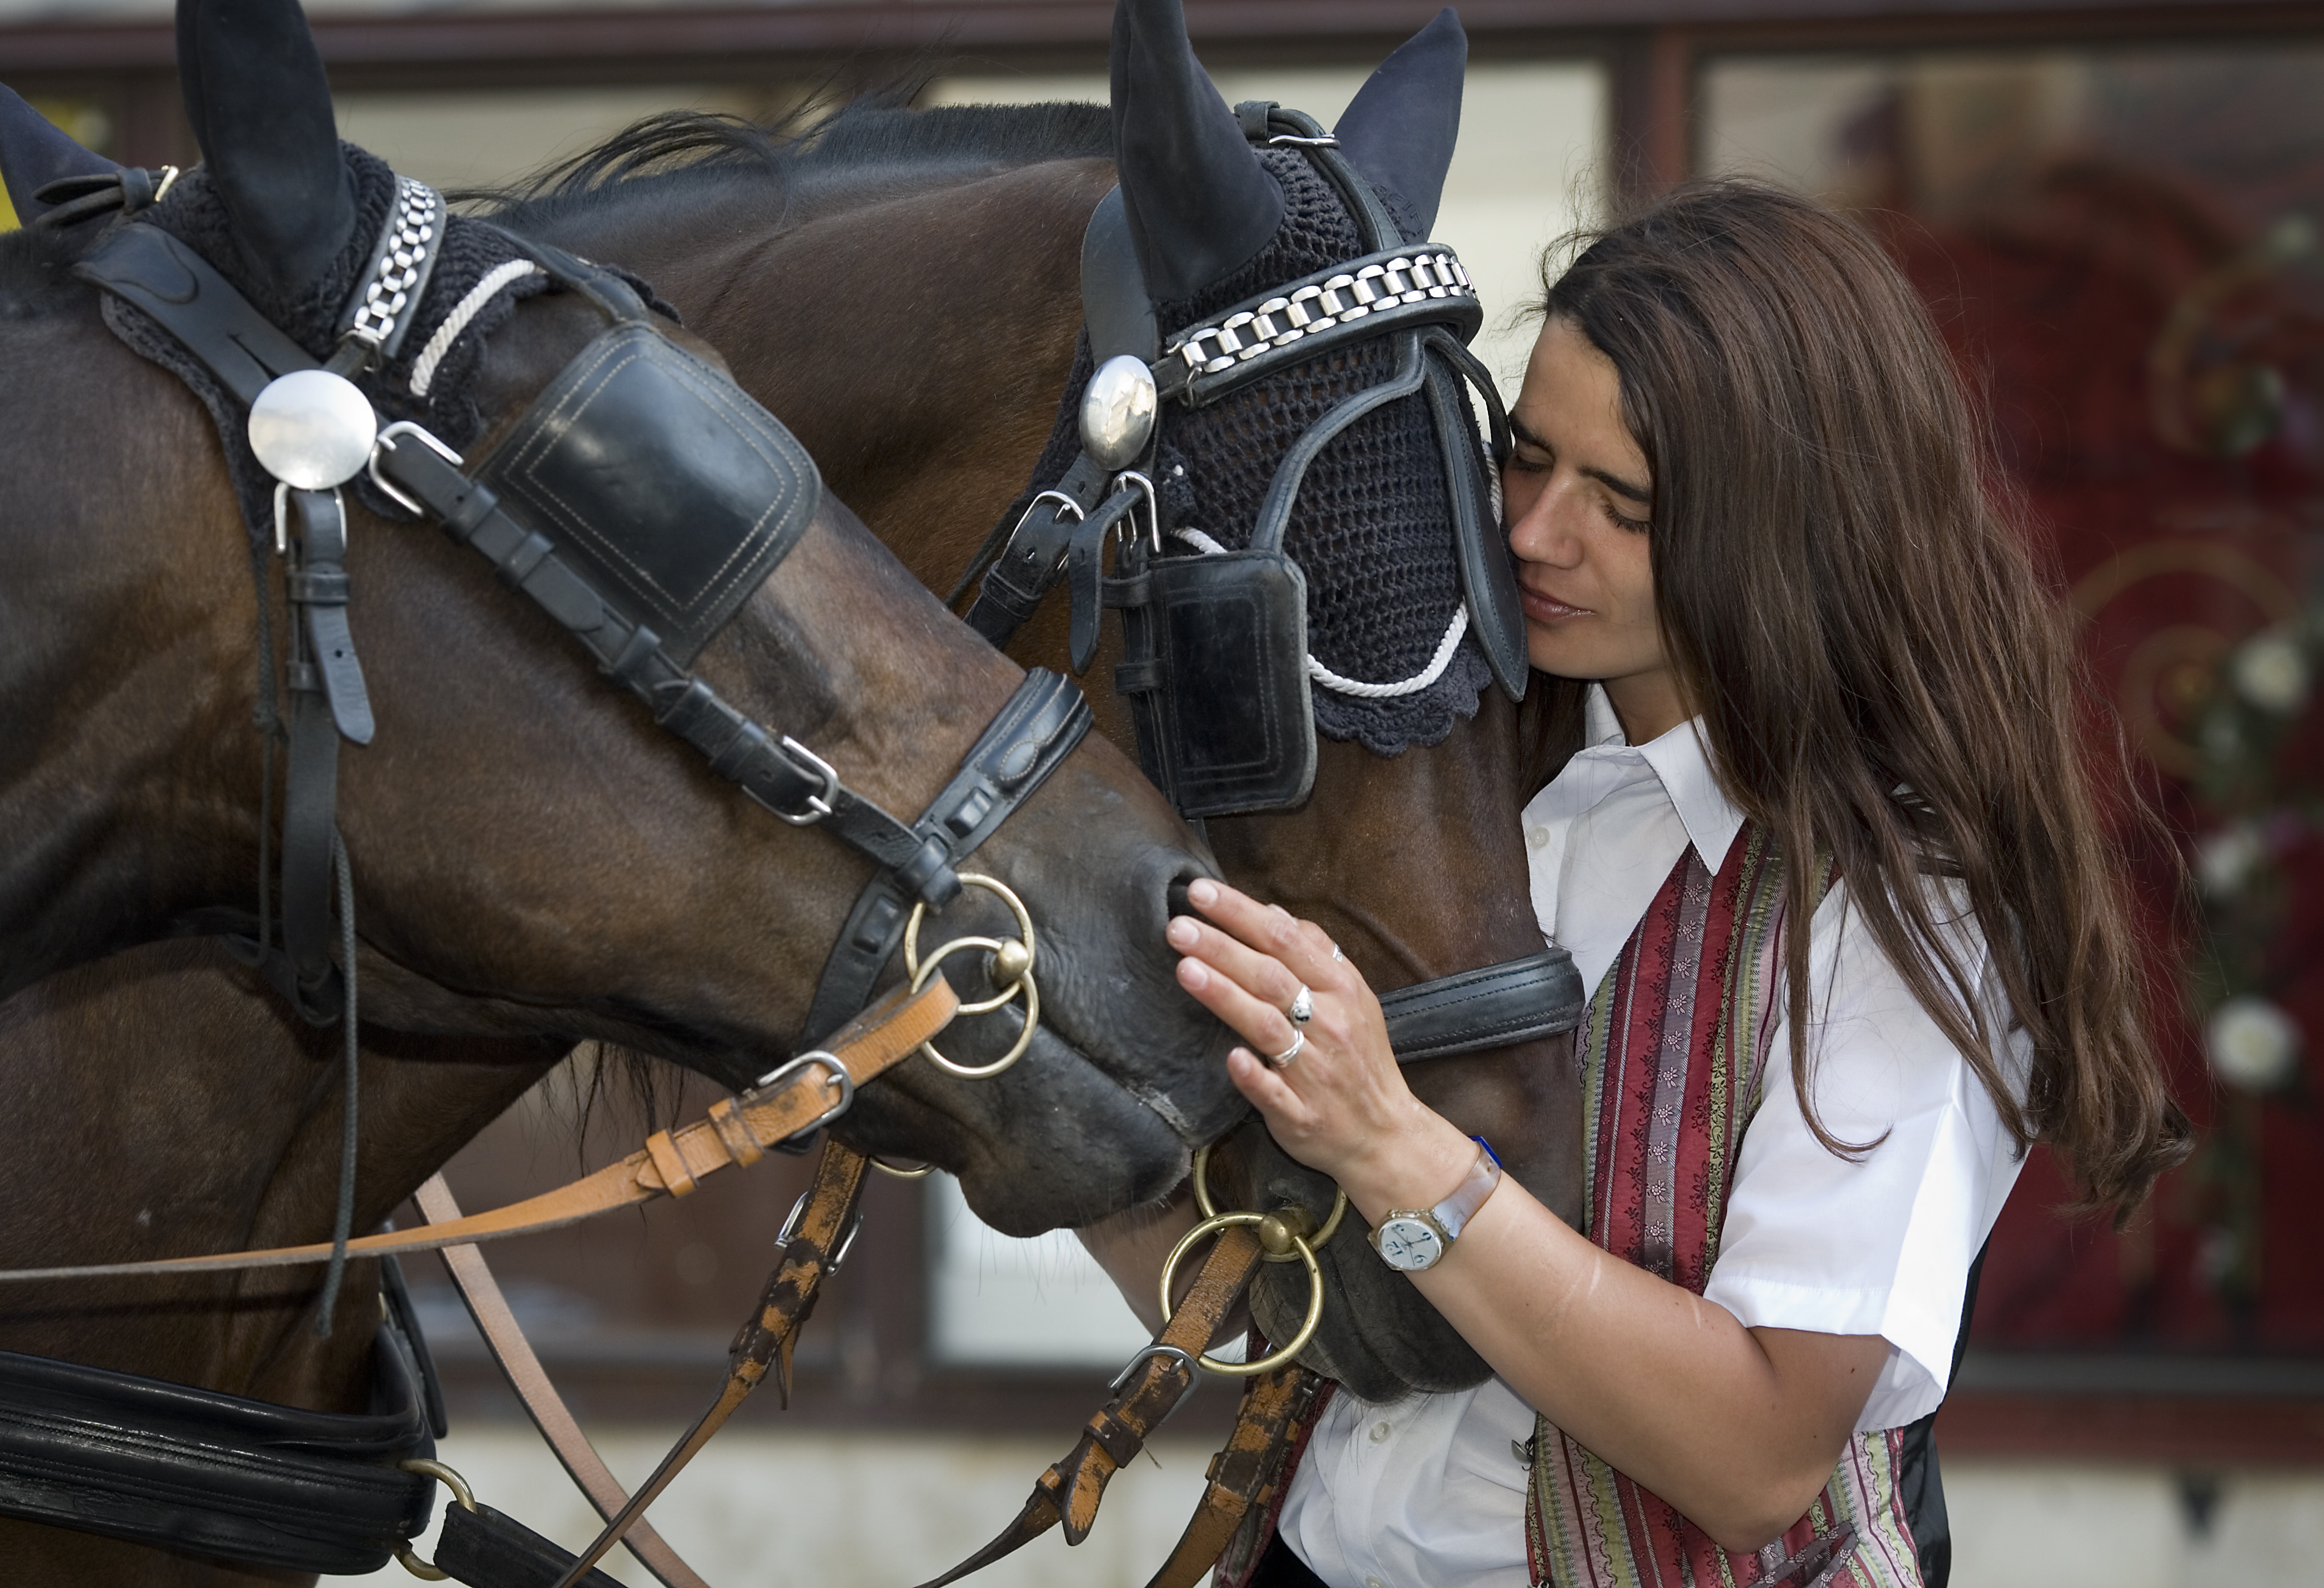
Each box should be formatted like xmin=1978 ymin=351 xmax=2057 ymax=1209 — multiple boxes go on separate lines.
xmin=1577 ymin=684 xmax=1749 ymax=876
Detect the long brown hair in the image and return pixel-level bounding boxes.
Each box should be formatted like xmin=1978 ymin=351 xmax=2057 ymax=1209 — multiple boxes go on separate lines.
xmin=1537 ymin=179 xmax=2190 ymax=1214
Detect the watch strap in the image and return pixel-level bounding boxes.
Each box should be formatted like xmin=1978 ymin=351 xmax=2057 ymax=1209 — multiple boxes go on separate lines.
xmin=1432 ymin=1138 xmax=1503 ymax=1242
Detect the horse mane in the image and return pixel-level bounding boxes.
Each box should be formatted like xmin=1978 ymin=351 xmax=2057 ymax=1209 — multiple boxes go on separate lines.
xmin=465 ymin=98 xmax=1113 ymax=227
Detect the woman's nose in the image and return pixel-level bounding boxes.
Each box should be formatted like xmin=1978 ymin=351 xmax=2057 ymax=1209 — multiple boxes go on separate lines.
xmin=1506 ymin=478 xmax=1582 ymax=569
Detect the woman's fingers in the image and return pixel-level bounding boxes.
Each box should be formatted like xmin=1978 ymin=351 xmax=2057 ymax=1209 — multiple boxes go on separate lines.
xmin=1168 ymin=911 xmax=1306 ymax=1016
xmin=1176 ymin=952 xmax=1301 ymax=1058
xmin=1186 ymin=879 xmax=1347 ymax=989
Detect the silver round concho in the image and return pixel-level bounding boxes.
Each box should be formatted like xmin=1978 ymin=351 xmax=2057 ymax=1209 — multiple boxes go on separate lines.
xmin=248 ymin=370 xmax=379 ymax=491
xmin=1078 ymin=353 xmax=1159 ymax=471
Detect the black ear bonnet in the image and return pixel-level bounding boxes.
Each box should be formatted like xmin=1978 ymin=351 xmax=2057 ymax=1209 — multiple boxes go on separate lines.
xmin=1009 ymin=146 xmax=1501 ymax=759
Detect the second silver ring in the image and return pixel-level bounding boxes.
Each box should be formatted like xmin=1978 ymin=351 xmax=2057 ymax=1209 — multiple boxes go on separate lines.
xmin=1288 ymin=985 xmax=1314 ymax=1025
xmin=1263 ymin=1031 xmax=1305 ymax=1070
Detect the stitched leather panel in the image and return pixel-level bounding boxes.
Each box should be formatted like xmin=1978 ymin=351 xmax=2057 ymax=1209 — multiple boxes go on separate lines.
xmin=0 ymin=1338 xmax=432 ymax=1574
xmin=1379 ymin=949 xmax=1584 ymax=1063
xmin=476 ymin=321 xmax=820 ymax=667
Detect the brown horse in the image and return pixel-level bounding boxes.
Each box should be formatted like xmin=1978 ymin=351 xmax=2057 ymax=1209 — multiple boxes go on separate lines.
xmin=0 ymin=8 xmax=1259 ymax=1581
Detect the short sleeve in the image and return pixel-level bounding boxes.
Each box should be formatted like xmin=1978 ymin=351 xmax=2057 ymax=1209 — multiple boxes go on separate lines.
xmin=1700 ymin=880 xmax=2032 ymax=1431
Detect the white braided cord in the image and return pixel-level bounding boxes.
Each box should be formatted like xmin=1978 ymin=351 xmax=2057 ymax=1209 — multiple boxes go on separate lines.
xmin=410 ymin=260 xmax=545 ymax=398
xmin=1165 ymin=527 xmax=1470 ymax=700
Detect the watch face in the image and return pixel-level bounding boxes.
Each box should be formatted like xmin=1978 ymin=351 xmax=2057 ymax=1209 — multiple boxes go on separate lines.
xmin=1373 ymin=1215 xmax=1445 ymax=1272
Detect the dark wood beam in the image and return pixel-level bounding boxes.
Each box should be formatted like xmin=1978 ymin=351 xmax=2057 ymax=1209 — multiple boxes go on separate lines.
xmin=5 ymin=1 xmax=2323 ymax=80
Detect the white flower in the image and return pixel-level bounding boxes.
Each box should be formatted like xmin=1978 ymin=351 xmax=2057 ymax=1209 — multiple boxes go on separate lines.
xmin=2231 ymin=628 xmax=2311 ymax=714
xmin=2196 ymin=822 xmax=2266 ymax=900
xmin=2207 ymin=996 xmax=2302 ymax=1091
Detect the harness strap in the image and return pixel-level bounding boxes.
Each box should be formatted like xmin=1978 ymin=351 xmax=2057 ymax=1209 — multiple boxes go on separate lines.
xmin=1380 ymin=949 xmax=1583 ymax=1064
xmin=799 ymin=667 xmax=1093 ymax=1048
xmin=369 ymin=430 xmax=958 ymax=899
xmin=0 ymin=980 xmax=956 ymax=1286
xmin=1142 ymin=1362 xmax=1326 ymax=1588
xmin=417 ymin=1176 xmax=710 ymax=1588
xmin=0 ymin=1323 xmax=436 ymax=1575
xmin=545 ymin=1141 xmax=871 ymax=1588
xmin=911 ymin=1223 xmax=1265 ymax=1588
xmin=437 ymin=1504 xmax=625 ymax=1588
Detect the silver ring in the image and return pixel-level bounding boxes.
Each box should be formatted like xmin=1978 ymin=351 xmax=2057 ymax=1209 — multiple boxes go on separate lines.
xmin=1288 ymin=986 xmax=1314 ymax=1025
xmin=1262 ymin=1032 xmax=1305 ymax=1070
xmin=1329 ymin=943 xmax=1344 ymax=964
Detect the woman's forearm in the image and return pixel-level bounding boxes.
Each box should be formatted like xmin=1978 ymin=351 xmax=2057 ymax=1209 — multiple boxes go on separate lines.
xmin=1347 ymin=1115 xmax=1886 ymax=1551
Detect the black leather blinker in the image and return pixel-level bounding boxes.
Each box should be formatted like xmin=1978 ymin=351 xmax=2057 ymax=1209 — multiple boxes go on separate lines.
xmin=1109 ymin=546 xmax=1316 ymax=819
xmin=475 ymin=321 xmax=821 ymax=668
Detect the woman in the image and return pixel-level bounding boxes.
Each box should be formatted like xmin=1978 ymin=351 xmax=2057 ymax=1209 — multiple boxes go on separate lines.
xmin=1115 ymin=180 xmax=2190 ymax=1588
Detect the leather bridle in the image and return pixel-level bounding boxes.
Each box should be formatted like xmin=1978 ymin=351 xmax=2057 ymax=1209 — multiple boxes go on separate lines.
xmin=960 ymin=102 xmax=1582 ymax=1070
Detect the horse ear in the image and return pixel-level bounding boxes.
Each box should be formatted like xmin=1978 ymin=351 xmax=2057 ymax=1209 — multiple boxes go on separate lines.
xmin=1332 ymin=7 xmax=1466 ymax=238
xmin=176 ymin=0 xmax=353 ymax=298
xmin=1113 ymin=0 xmax=1282 ymax=303
xmin=0 ymin=84 xmax=122 ymax=223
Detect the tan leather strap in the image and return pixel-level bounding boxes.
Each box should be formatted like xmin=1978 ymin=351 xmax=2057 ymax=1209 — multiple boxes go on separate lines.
xmin=547 ymin=1140 xmax=873 ymax=1588
xmin=912 ymin=1222 xmax=1266 ymax=1588
xmin=0 ymin=980 xmax=956 ymax=1284
xmin=416 ymin=1174 xmax=713 ymax=1588
xmin=1143 ymin=1362 xmax=1325 ymax=1588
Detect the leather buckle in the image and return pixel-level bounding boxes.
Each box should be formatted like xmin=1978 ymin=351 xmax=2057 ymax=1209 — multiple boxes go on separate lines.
xmin=767 ymin=737 xmax=841 ymax=826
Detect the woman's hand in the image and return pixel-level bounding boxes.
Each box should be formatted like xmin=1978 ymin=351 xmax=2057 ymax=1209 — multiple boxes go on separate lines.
xmin=1166 ymin=879 xmax=1476 ymax=1217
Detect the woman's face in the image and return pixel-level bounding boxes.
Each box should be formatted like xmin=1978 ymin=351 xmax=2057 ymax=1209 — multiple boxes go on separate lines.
xmin=1503 ymin=316 xmax=1685 ymax=742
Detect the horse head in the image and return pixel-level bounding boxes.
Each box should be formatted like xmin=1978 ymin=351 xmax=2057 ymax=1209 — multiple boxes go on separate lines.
xmin=0 ymin=0 xmax=1241 ymax=1238
xmin=1082 ymin=0 xmax=1579 ymax=1398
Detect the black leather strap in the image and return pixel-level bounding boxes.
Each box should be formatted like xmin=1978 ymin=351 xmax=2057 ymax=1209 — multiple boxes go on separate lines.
xmin=74 ymin=223 xmax=316 ymax=406
xmin=0 ymin=1333 xmax=434 ymax=1575
xmin=370 ymin=433 xmax=949 ymax=898
xmin=436 ymin=1503 xmax=623 ymax=1588
xmin=1380 ymin=949 xmax=1584 ymax=1063
xmin=965 ymin=452 xmax=1111 ymax=649
xmin=801 ymin=667 xmax=1093 ymax=1045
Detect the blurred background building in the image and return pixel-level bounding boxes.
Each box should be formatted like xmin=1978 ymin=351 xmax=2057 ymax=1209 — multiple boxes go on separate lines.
xmin=4 ymin=1 xmax=2320 ymax=1584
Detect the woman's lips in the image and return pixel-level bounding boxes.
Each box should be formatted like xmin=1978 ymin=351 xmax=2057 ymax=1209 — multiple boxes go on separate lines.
xmin=1520 ymin=584 xmax=1593 ymax=622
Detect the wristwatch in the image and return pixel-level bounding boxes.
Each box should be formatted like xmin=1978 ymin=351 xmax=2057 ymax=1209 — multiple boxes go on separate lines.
xmin=1369 ymin=1138 xmax=1502 ymax=1273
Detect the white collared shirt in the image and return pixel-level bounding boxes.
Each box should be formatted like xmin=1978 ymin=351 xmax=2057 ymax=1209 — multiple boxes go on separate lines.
xmin=1278 ymin=687 xmax=2031 ymax=1588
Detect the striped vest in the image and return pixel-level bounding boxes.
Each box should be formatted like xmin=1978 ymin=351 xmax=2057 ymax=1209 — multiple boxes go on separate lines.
xmin=1524 ymin=825 xmax=1923 ymax=1588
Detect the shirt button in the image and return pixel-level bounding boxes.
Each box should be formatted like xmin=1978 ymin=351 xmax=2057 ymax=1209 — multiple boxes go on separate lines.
xmin=1526 ymin=824 xmax=1551 ymax=850
xmin=1369 ymin=1420 xmax=1392 ymax=1444
xmin=1366 ymin=1577 xmax=1386 ymax=1588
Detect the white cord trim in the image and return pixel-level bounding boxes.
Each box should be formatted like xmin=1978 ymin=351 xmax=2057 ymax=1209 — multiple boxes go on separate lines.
xmin=410 ymin=260 xmax=546 ymax=398
xmin=1165 ymin=527 xmax=1470 ymax=699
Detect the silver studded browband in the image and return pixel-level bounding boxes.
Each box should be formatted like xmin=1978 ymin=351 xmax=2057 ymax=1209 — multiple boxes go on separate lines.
xmin=1157 ymin=244 xmax=1483 ymax=407
xmin=339 ymin=175 xmax=444 ymax=362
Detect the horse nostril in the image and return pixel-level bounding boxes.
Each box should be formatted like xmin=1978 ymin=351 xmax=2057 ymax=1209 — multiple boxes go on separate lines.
xmin=1163 ymin=859 xmax=1215 ymax=925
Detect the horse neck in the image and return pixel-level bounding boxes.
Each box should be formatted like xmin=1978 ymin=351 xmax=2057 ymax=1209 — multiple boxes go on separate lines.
xmin=0 ymin=940 xmax=565 ymax=1398
xmin=0 ymin=307 xmax=266 ymax=997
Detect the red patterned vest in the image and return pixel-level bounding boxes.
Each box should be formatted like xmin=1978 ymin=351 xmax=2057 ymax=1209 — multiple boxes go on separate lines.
xmin=1523 ymin=825 xmax=1923 ymax=1588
